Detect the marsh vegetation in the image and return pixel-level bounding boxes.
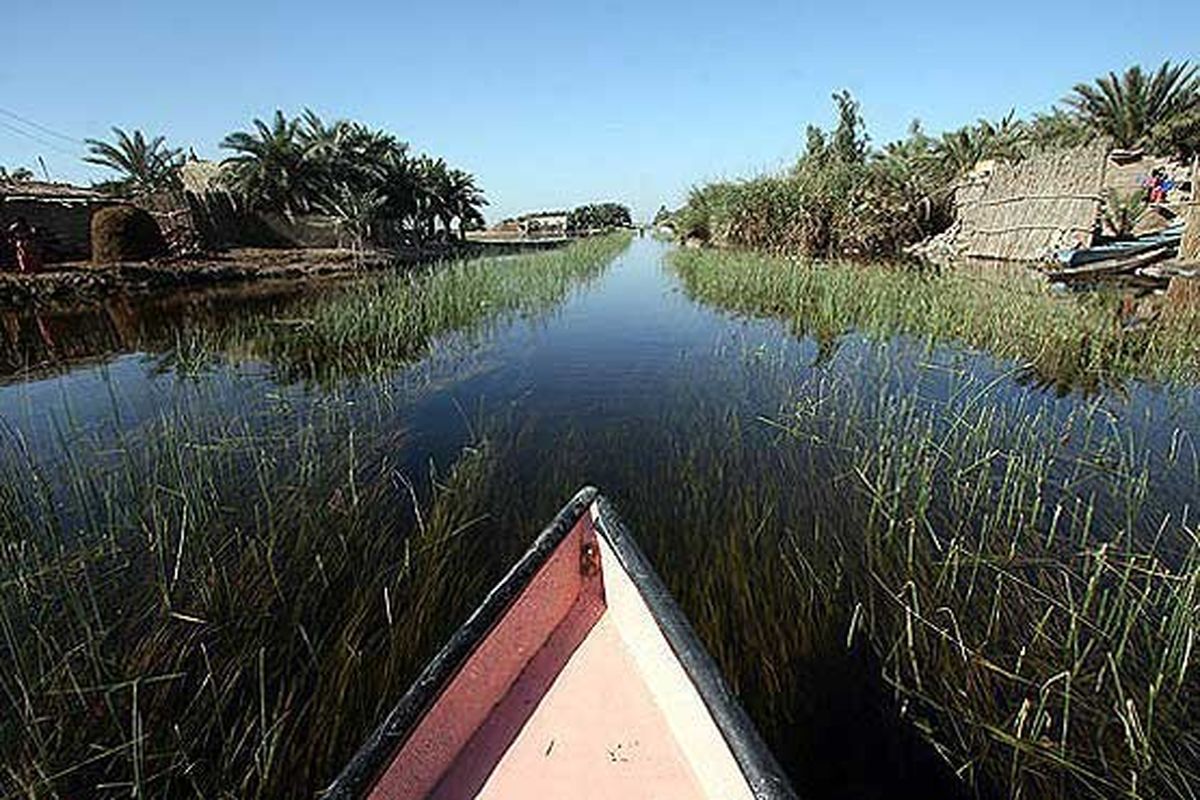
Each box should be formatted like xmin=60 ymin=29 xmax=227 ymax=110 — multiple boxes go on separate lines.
xmin=178 ymin=233 xmax=630 ymax=383
xmin=0 ymin=236 xmax=628 ymax=798
xmin=667 ymin=61 xmax=1200 ymax=260
xmin=671 ymin=247 xmax=1200 ymax=388
xmin=1 ymin=236 xmax=1198 ymax=800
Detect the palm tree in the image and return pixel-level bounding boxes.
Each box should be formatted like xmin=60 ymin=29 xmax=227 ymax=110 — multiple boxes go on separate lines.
xmin=83 ymin=127 xmax=183 ymax=194
xmin=933 ymin=112 xmax=1026 ymax=177
xmin=315 ymin=181 xmax=386 ymax=253
xmin=1026 ymin=108 xmax=1095 ymax=150
xmin=413 ymin=156 xmax=451 ymax=242
xmin=375 ymin=149 xmax=421 ymax=242
xmin=1065 ymin=61 xmax=1200 ymax=149
xmin=219 ymin=109 xmax=484 ymax=247
xmin=445 ymin=169 xmax=487 ymax=239
xmin=220 ymin=111 xmax=310 ymax=216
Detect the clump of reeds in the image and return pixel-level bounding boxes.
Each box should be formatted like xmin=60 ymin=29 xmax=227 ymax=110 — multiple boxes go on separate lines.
xmin=0 ymin=387 xmax=507 ymax=798
xmin=180 ymin=233 xmax=631 ymax=384
xmin=670 ymin=93 xmax=953 ymax=259
xmin=669 ymin=246 xmax=1200 ymax=387
xmin=772 ymin=361 xmax=1200 ymax=798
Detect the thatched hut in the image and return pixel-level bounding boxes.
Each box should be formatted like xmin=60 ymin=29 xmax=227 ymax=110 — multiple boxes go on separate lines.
xmin=957 ymin=144 xmax=1108 ymax=261
xmin=174 ymin=160 xmax=347 ymax=249
xmin=946 ymin=145 xmax=1196 ymax=262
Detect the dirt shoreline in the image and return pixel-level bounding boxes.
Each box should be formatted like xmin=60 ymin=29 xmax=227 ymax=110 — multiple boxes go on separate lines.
xmin=0 ymin=244 xmax=473 ymax=310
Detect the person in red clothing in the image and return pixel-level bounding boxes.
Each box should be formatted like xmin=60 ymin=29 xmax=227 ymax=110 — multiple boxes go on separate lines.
xmin=7 ymin=218 xmax=43 ymax=273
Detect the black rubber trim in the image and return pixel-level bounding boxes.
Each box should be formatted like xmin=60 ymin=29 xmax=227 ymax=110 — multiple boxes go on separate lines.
xmin=592 ymin=495 xmax=798 ymax=800
xmin=321 ymin=486 xmax=599 ymax=799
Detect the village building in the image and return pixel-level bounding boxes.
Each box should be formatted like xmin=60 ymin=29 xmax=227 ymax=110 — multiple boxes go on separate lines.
xmin=468 ymin=210 xmax=571 ymax=242
xmin=517 ymin=210 xmax=569 ymax=238
xmin=175 ymin=159 xmax=367 ymax=250
xmin=922 ymin=147 xmax=1196 ymax=269
xmin=0 ymin=181 xmax=113 ymax=264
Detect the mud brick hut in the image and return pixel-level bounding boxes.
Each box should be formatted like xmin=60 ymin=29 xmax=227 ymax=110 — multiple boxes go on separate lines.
xmin=0 ymin=181 xmax=113 ymax=264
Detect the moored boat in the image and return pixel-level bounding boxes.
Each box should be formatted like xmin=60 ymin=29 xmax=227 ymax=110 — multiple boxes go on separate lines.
xmin=326 ymin=487 xmax=796 ymax=799
xmin=1053 ymin=222 xmax=1185 ymax=267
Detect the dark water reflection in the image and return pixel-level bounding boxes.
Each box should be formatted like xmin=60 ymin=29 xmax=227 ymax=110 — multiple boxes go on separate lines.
xmin=2 ymin=239 xmax=1197 ymax=799
xmin=0 ymin=280 xmax=340 ymax=380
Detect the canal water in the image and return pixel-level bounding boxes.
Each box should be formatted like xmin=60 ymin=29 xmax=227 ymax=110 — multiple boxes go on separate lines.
xmin=2 ymin=237 xmax=1197 ymax=798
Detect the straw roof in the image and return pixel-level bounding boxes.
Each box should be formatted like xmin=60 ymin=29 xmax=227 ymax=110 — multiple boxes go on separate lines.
xmin=180 ymin=160 xmax=230 ymax=195
xmin=0 ymin=180 xmax=106 ymax=203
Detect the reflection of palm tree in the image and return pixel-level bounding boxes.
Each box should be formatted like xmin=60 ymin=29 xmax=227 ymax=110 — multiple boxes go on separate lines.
xmin=104 ymin=296 xmax=139 ymax=347
xmin=1 ymin=310 xmax=19 ymax=350
xmin=84 ymin=127 xmax=183 ymax=194
xmin=34 ymin=314 xmax=57 ymax=360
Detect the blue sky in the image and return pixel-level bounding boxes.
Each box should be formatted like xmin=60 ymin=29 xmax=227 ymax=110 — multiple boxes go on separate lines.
xmin=3 ymin=0 xmax=1195 ymax=221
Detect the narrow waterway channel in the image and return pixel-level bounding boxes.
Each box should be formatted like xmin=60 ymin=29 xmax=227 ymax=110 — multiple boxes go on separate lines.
xmin=3 ymin=237 xmax=1198 ymax=798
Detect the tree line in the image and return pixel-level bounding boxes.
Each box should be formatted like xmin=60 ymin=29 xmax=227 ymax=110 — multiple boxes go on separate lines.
xmin=670 ymin=60 xmax=1200 ymax=259
xmin=74 ymin=110 xmax=487 ymax=247
xmin=566 ymin=202 xmax=632 ymax=232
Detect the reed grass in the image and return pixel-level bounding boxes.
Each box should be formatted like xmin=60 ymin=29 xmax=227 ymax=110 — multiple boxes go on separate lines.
xmin=652 ymin=252 xmax=1200 ymax=796
xmin=3 ymin=234 xmax=1197 ymax=799
xmin=518 ymin=339 xmax=1199 ymax=798
xmin=0 ymin=386 xmax=506 ymax=798
xmin=769 ymin=361 xmax=1200 ymax=798
xmin=670 ymin=247 xmax=1200 ymax=388
xmin=0 ymin=236 xmax=631 ymax=798
xmin=196 ymin=234 xmax=631 ymax=383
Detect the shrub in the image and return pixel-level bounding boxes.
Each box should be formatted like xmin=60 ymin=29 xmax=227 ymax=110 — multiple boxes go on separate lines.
xmin=672 ymin=92 xmax=958 ymax=260
xmin=91 ymin=204 xmax=168 ymax=264
xmin=1149 ymin=108 xmax=1200 ymax=160
xmin=566 ymin=202 xmax=632 ymax=231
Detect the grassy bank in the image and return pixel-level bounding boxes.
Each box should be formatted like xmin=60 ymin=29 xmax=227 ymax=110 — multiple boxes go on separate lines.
xmin=670 ymin=247 xmax=1200 ymax=388
xmin=187 ymin=233 xmax=631 ymax=383
xmin=667 ymin=62 xmax=1200 ymax=260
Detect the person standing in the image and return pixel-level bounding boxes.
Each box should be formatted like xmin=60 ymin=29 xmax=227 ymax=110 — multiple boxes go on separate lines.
xmin=7 ymin=218 xmax=42 ymax=274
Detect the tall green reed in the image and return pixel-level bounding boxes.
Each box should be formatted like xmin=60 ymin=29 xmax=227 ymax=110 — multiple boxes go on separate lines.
xmin=670 ymin=247 xmax=1200 ymax=388
xmin=0 ymin=383 xmax=505 ymax=798
xmin=190 ymin=234 xmax=631 ymax=384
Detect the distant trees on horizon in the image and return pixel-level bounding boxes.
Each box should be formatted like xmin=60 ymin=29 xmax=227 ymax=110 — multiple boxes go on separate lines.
xmin=566 ymin=202 xmax=632 ymax=232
